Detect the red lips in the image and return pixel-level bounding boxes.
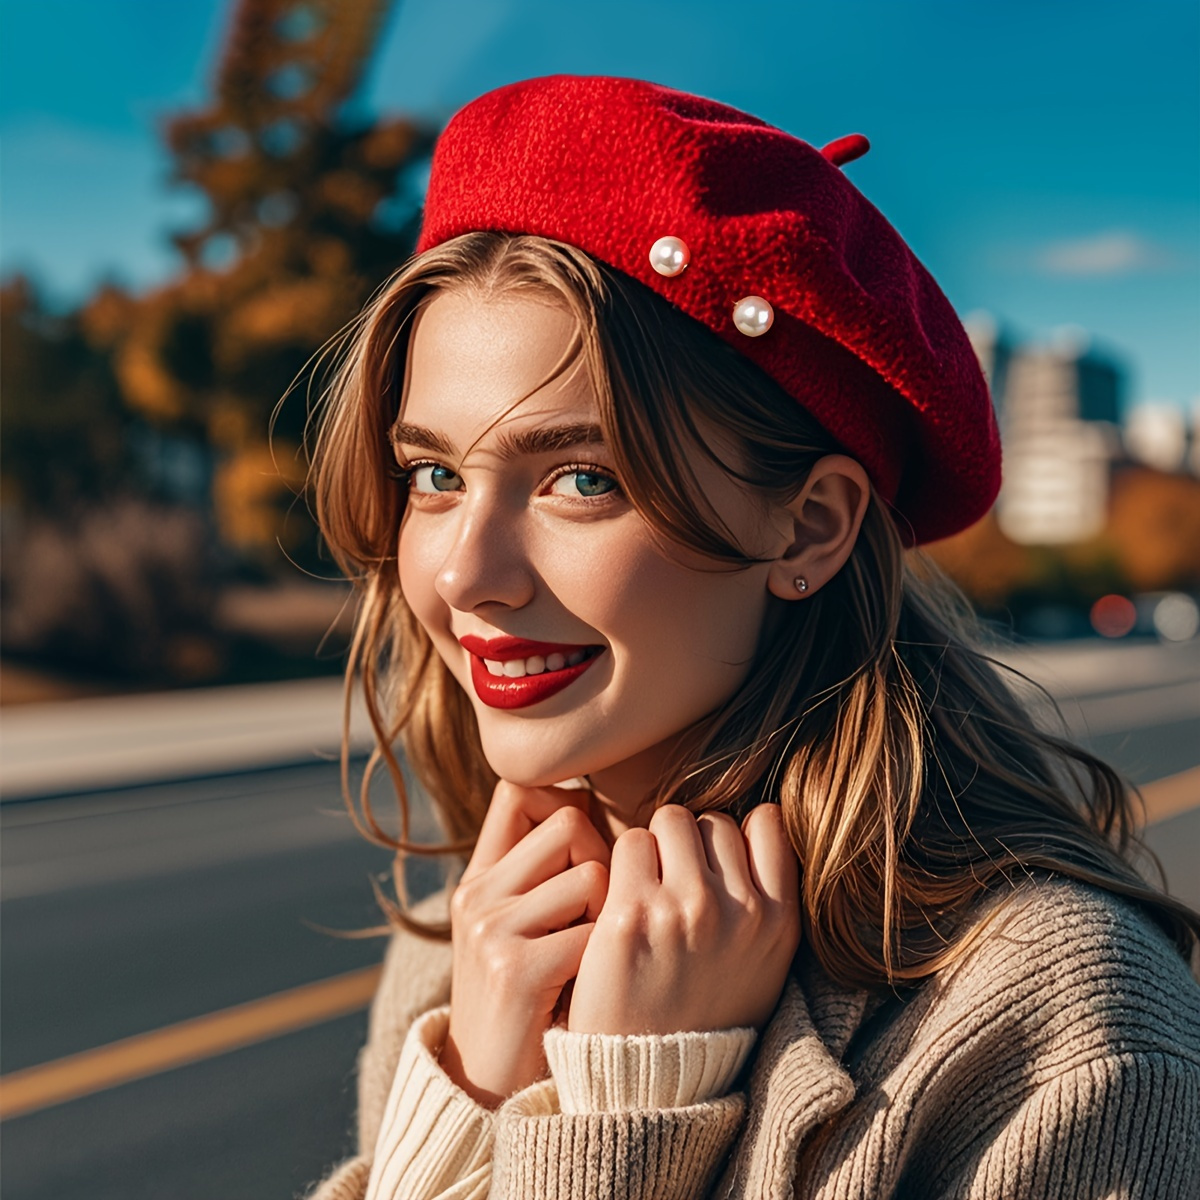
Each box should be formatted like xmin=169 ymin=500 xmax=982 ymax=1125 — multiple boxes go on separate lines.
xmin=457 ymin=635 xmax=605 ymax=710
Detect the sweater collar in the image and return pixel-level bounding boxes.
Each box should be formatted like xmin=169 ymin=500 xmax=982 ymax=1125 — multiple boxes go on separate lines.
xmin=715 ymin=959 xmax=872 ymax=1197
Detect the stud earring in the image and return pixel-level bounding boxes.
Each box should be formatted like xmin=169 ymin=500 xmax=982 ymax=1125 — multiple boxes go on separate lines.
xmin=793 ymin=576 xmax=809 ymax=594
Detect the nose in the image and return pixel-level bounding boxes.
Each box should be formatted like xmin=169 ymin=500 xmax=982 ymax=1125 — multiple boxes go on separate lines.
xmin=433 ymin=500 xmax=536 ymax=614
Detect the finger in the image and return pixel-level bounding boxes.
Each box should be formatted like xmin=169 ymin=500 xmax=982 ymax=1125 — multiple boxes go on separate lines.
xmin=648 ymin=804 xmax=708 ymax=891
xmin=696 ymin=811 xmax=755 ymax=900
xmin=484 ymin=804 xmax=610 ymax=898
xmin=514 ymin=860 xmax=609 ymax=934
xmin=525 ymin=922 xmax=595 ymax=989
xmin=741 ymin=804 xmax=800 ymax=905
xmin=608 ymin=826 xmax=661 ymax=900
xmin=464 ymin=781 xmax=592 ymax=881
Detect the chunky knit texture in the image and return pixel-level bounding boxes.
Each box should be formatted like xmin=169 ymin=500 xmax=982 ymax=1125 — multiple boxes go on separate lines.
xmin=304 ymin=878 xmax=1200 ymax=1199
xmin=415 ymin=75 xmax=1002 ymax=545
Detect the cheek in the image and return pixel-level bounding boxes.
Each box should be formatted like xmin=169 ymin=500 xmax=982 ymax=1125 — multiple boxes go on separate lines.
xmin=397 ymin=515 xmax=448 ymax=631
xmin=545 ymin=528 xmax=768 ymax=677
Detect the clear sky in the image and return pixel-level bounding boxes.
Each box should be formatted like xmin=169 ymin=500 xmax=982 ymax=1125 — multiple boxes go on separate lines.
xmin=2 ymin=0 xmax=1197 ymax=411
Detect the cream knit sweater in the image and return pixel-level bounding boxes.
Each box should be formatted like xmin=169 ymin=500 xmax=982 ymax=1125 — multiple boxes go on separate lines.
xmin=304 ymin=876 xmax=1200 ymax=1199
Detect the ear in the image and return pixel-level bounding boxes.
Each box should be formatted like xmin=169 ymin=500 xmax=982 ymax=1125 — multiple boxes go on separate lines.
xmin=765 ymin=455 xmax=871 ymax=601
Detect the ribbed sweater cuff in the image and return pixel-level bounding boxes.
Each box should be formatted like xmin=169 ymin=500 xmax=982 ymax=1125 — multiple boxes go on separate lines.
xmin=493 ymin=1082 xmax=747 ymax=1199
xmin=544 ymin=1024 xmax=757 ymax=1114
xmin=365 ymin=1006 xmax=493 ymax=1200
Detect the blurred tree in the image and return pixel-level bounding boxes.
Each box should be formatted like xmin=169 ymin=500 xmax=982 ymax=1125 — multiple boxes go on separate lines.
xmin=1106 ymin=467 xmax=1200 ymax=592
xmin=0 ymin=275 xmax=131 ymax=511
xmin=925 ymin=513 xmax=1036 ymax=610
xmin=91 ymin=0 xmax=433 ymax=568
xmin=929 ymin=463 xmax=1200 ymax=632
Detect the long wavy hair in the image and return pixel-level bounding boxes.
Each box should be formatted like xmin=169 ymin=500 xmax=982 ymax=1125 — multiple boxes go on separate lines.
xmin=310 ymin=231 xmax=1200 ymax=987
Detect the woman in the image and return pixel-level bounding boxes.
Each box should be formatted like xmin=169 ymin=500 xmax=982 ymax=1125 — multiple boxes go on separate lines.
xmin=306 ymin=76 xmax=1200 ymax=1199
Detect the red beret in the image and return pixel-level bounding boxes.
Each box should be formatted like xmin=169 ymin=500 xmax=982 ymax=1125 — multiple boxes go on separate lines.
xmin=416 ymin=75 xmax=1000 ymax=545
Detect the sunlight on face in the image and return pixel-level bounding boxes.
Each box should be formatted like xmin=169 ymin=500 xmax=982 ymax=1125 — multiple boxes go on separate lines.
xmin=394 ymin=290 xmax=784 ymax=812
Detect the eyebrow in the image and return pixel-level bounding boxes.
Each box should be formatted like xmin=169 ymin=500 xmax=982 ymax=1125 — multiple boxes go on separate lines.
xmin=389 ymin=420 xmax=607 ymax=461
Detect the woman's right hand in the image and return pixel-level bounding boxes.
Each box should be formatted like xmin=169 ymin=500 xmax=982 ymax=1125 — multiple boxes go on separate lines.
xmin=441 ymin=780 xmax=610 ymax=1108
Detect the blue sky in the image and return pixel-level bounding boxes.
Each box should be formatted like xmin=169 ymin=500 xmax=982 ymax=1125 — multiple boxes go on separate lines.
xmin=2 ymin=0 xmax=1197 ymax=410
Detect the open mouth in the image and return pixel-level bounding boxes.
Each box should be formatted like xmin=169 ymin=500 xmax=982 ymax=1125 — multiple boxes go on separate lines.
xmin=480 ymin=645 xmax=604 ymax=679
xmin=460 ymin=641 xmax=607 ymax=710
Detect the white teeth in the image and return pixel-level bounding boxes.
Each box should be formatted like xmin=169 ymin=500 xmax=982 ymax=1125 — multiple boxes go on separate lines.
xmin=481 ymin=649 xmax=595 ymax=678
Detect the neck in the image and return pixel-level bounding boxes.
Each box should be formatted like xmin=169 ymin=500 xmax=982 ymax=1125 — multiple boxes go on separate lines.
xmin=582 ymin=736 xmax=679 ymax=846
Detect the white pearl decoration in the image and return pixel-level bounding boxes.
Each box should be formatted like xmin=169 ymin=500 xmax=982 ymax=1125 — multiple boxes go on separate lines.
xmin=648 ymin=235 xmax=690 ymax=277
xmin=732 ymin=295 xmax=774 ymax=337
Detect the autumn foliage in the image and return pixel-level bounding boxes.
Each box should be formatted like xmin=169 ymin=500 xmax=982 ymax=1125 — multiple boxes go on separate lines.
xmin=928 ymin=466 xmax=1200 ymax=615
xmin=2 ymin=0 xmax=431 ymax=680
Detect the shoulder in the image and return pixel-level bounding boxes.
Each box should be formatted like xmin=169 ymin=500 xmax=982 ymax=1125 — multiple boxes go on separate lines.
xmin=918 ymin=875 xmax=1200 ymax=1071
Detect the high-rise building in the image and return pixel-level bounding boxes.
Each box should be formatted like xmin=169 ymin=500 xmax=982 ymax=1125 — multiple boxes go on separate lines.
xmin=975 ymin=323 xmax=1126 ymax=545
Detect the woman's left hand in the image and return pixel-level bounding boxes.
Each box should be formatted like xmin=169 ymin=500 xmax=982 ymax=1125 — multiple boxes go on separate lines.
xmin=566 ymin=804 xmax=802 ymax=1036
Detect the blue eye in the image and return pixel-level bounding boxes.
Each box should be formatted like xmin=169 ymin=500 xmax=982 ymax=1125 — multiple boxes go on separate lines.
xmin=549 ymin=470 xmax=617 ymax=499
xmin=410 ymin=464 xmax=462 ymax=493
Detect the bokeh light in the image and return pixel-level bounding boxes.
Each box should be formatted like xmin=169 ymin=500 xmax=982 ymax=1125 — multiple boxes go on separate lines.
xmin=1153 ymin=593 xmax=1200 ymax=642
xmin=1090 ymin=594 xmax=1137 ymax=638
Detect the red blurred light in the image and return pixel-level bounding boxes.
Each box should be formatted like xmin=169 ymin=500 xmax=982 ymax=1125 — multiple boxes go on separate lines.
xmin=1090 ymin=594 xmax=1136 ymax=638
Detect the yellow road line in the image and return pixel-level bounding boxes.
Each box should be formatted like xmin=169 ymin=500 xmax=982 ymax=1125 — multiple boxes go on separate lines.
xmin=0 ymin=963 xmax=382 ymax=1121
xmin=2 ymin=765 xmax=1196 ymax=1122
xmin=1142 ymin=764 xmax=1200 ymax=825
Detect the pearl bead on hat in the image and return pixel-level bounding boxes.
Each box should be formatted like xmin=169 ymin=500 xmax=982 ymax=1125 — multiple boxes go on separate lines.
xmin=648 ymin=235 xmax=689 ymax=277
xmin=416 ymin=75 xmax=1001 ymax=545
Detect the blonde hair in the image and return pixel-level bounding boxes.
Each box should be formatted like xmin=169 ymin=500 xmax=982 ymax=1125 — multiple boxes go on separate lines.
xmin=311 ymin=232 xmax=1200 ymax=986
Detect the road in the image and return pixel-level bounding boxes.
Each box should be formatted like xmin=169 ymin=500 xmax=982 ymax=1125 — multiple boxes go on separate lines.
xmin=1 ymin=640 xmax=1197 ymax=1199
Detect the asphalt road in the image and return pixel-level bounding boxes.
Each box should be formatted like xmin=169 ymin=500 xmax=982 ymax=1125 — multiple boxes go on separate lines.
xmin=1 ymin=642 xmax=1197 ymax=1200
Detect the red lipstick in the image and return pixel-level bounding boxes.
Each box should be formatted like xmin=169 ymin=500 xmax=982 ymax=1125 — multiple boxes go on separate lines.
xmin=458 ymin=635 xmax=606 ymax=710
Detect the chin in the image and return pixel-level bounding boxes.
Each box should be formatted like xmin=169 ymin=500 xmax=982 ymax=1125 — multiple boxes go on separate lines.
xmin=477 ymin=734 xmax=602 ymax=791
xmin=481 ymin=754 xmax=587 ymax=791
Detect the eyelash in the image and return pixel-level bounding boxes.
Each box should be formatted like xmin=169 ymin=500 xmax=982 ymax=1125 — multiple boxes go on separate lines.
xmin=390 ymin=458 xmax=623 ymax=502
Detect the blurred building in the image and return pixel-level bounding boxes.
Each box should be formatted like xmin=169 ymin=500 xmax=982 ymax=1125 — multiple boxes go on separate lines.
xmin=963 ymin=311 xmax=1013 ymax=418
xmin=969 ymin=323 xmax=1125 ymax=545
xmin=1124 ymin=401 xmax=1199 ymax=475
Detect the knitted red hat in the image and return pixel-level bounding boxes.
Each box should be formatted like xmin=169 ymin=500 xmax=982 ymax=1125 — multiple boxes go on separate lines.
xmin=416 ymin=75 xmax=1000 ymax=544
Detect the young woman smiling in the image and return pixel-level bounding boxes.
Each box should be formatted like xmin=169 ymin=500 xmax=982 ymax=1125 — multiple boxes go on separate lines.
xmin=306 ymin=77 xmax=1200 ymax=1200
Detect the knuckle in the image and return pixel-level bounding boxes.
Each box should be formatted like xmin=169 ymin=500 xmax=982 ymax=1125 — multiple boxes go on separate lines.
xmin=481 ymin=945 xmax=520 ymax=987
xmin=577 ymin=858 xmax=609 ymax=888
xmin=740 ymin=892 xmax=764 ymax=925
xmin=554 ymin=804 xmax=590 ymax=835
xmin=698 ymin=810 xmax=737 ymax=832
xmin=651 ymin=803 xmax=692 ymax=830
xmin=744 ymin=802 xmax=785 ymax=839
xmin=449 ymin=880 xmax=478 ymax=922
xmin=678 ymin=892 xmax=719 ymax=936
xmin=609 ymin=902 xmax=647 ymax=940
xmin=619 ymin=826 xmax=655 ymax=851
xmin=466 ymin=910 xmax=500 ymax=945
xmin=489 ymin=779 xmax=521 ymax=809
xmin=541 ymin=804 xmax=576 ymax=836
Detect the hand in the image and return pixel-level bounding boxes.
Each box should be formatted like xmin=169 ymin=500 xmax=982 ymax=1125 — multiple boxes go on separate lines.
xmin=442 ymin=780 xmax=610 ymax=1107
xmin=567 ymin=804 xmax=801 ymax=1036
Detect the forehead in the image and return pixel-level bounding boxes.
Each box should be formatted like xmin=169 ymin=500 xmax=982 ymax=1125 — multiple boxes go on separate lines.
xmin=399 ymin=289 xmax=597 ymax=433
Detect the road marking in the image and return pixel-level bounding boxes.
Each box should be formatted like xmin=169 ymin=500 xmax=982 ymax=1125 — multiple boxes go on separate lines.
xmin=0 ymin=964 xmax=382 ymax=1121
xmin=1 ymin=762 xmax=1196 ymax=1123
xmin=1142 ymin=764 xmax=1200 ymax=825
